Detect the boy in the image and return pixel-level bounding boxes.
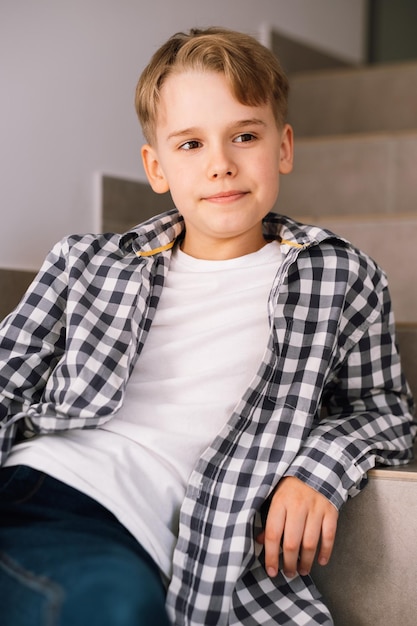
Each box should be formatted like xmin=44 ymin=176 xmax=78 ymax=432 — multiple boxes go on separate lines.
xmin=0 ymin=27 xmax=415 ymax=626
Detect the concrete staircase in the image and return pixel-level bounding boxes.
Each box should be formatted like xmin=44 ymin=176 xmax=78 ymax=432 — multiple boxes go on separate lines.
xmin=285 ymin=61 xmax=417 ymax=626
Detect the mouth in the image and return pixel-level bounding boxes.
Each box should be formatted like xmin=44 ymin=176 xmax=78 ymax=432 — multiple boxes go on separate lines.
xmin=202 ymin=190 xmax=249 ymax=204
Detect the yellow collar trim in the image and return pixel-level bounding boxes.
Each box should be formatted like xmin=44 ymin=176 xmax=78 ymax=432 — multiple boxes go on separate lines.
xmin=135 ymin=240 xmax=176 ymax=257
xmin=280 ymin=239 xmax=304 ymax=248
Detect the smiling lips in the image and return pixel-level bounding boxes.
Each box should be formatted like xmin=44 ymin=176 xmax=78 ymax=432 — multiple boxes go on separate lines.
xmin=203 ymin=190 xmax=249 ymax=204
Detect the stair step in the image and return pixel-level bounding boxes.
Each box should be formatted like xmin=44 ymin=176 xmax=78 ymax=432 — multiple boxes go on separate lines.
xmin=284 ymin=215 xmax=417 ymax=324
xmin=317 ymin=310 xmax=415 ymax=623
xmin=288 ymin=61 xmax=417 ymax=137
xmin=0 ymin=268 xmax=37 ymax=321
xmin=277 ymin=130 xmax=417 ymax=218
xmin=312 ymin=449 xmax=417 ymax=626
xmin=101 ymin=174 xmax=173 ymax=233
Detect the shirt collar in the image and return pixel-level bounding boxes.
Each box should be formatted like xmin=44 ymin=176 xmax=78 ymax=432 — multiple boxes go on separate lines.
xmin=118 ymin=209 xmax=345 ymax=257
xmin=118 ymin=209 xmax=184 ymax=257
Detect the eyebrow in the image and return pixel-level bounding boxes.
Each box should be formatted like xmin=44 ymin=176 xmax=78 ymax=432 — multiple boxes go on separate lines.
xmin=167 ymin=118 xmax=267 ymax=141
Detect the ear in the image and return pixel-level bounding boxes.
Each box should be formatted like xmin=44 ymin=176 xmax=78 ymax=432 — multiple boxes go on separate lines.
xmin=278 ymin=124 xmax=294 ymax=175
xmin=141 ymin=144 xmax=170 ymax=194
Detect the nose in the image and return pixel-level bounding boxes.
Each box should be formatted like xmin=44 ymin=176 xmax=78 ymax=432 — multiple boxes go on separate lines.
xmin=212 ymin=168 xmax=233 ymax=179
xmin=207 ymin=144 xmax=237 ymax=179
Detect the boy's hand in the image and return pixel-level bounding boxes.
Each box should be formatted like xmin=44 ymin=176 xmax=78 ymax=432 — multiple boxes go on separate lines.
xmin=256 ymin=476 xmax=338 ymax=579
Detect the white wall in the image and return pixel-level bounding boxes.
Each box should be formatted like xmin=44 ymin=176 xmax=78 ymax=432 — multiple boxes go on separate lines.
xmin=0 ymin=0 xmax=368 ymax=270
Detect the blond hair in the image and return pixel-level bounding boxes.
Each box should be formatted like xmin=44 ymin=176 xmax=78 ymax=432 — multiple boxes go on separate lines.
xmin=135 ymin=27 xmax=289 ymax=144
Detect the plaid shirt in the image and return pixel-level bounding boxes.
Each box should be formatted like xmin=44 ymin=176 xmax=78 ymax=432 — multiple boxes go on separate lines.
xmin=0 ymin=209 xmax=415 ymax=625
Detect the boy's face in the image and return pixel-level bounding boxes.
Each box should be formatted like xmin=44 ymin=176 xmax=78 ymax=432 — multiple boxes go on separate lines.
xmin=142 ymin=70 xmax=293 ymax=259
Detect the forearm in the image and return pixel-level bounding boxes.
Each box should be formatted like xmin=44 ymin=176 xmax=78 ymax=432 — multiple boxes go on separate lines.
xmin=0 ymin=239 xmax=68 ymax=425
xmin=284 ymin=312 xmax=416 ymax=508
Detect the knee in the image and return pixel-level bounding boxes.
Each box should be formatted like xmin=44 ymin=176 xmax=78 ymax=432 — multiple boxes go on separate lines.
xmin=96 ymin=592 xmax=170 ymax=626
xmin=60 ymin=573 xmax=170 ymax=626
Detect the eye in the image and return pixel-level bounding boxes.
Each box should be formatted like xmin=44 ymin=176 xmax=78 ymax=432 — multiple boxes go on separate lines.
xmin=179 ymin=140 xmax=202 ymax=151
xmin=234 ymin=133 xmax=256 ymax=143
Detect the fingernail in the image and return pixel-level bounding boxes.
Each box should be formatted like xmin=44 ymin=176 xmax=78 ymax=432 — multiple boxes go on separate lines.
xmin=267 ymin=567 xmax=277 ymax=578
xmin=284 ymin=571 xmax=296 ymax=578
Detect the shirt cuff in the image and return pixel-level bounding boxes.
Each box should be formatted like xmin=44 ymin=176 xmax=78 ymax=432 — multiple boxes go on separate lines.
xmin=284 ymin=438 xmax=370 ymax=510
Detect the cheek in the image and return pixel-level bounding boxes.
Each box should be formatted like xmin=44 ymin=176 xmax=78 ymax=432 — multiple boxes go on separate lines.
xmin=258 ymin=160 xmax=281 ymax=189
xmin=253 ymin=149 xmax=279 ymax=175
xmin=165 ymin=160 xmax=195 ymax=188
xmin=164 ymin=181 xmax=191 ymax=212
xmin=258 ymin=162 xmax=281 ymax=206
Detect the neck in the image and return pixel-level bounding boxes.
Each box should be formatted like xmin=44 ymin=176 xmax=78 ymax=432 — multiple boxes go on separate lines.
xmin=180 ymin=231 xmax=267 ymax=261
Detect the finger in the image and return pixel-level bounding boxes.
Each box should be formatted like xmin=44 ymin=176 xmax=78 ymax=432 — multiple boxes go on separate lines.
xmin=297 ymin=515 xmax=322 ymax=575
xmin=317 ymin=509 xmax=338 ymax=566
xmin=263 ymin=506 xmax=286 ymax=578
xmin=281 ymin=511 xmax=306 ymax=578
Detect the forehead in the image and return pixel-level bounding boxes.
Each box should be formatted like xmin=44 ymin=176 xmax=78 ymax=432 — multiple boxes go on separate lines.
xmin=156 ymin=70 xmax=274 ymax=132
xmin=159 ymin=70 xmax=237 ymax=114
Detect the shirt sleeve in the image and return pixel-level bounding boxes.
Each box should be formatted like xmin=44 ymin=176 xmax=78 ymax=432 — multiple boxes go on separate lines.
xmin=284 ymin=282 xmax=416 ymax=510
xmin=0 ymin=239 xmax=69 ymax=460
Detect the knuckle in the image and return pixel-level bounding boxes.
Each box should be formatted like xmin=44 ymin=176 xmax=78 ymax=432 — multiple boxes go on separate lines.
xmin=283 ymin=539 xmax=299 ymax=554
xmin=302 ymin=539 xmax=317 ymax=553
xmin=323 ymin=525 xmax=337 ymax=541
xmin=264 ymin=528 xmax=279 ymax=543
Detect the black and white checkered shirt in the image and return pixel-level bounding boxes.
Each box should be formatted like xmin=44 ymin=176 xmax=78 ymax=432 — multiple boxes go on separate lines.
xmin=0 ymin=209 xmax=415 ymax=625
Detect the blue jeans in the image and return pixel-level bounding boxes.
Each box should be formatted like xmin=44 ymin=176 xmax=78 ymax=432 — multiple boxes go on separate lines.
xmin=0 ymin=465 xmax=171 ymax=626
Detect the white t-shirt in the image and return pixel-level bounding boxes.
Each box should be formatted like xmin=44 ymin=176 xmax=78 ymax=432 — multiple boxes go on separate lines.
xmin=5 ymin=241 xmax=281 ymax=579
